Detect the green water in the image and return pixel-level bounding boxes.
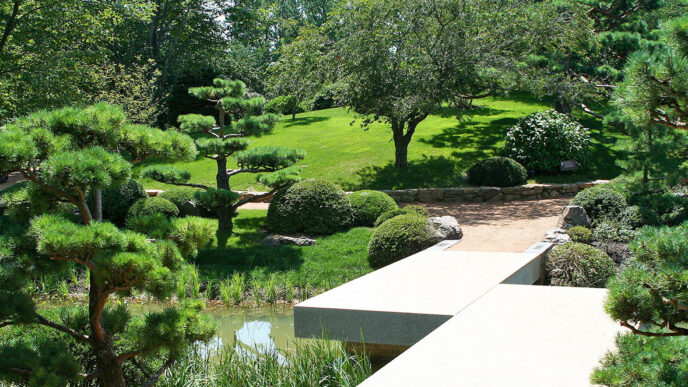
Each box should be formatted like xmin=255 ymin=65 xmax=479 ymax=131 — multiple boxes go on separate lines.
xmin=128 ymin=304 xmax=298 ymax=358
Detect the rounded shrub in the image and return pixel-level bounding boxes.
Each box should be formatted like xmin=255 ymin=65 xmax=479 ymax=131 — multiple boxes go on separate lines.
xmin=349 ymin=190 xmax=398 ymax=226
xmin=568 ymin=226 xmax=592 ymax=244
xmin=127 ymin=197 xmax=179 ymax=219
xmin=374 ymin=209 xmax=409 ymax=227
xmin=267 ymin=179 xmax=353 ymax=235
xmin=503 ymin=109 xmax=591 ymax=173
xmin=159 ymin=188 xmax=203 ymax=217
xmin=367 ymin=214 xmax=437 ymax=269
xmin=264 ymin=95 xmax=307 ymax=115
xmin=100 ymin=179 xmax=147 ymax=226
xmin=619 ymin=205 xmax=660 ymax=229
xmin=546 ymin=242 xmax=616 ymax=287
xmin=403 ymin=205 xmax=430 ymax=217
xmin=466 ymin=157 xmax=528 ymax=187
xmin=374 ymin=205 xmax=431 ymax=227
xmin=570 ymin=185 xmax=627 ymax=220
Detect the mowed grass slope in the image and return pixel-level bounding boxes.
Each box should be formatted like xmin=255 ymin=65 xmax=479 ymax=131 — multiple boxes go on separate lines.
xmin=139 ymin=95 xmax=627 ymax=191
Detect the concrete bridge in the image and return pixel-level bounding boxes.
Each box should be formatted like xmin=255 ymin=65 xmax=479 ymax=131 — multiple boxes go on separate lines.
xmin=294 ymin=240 xmax=624 ymax=386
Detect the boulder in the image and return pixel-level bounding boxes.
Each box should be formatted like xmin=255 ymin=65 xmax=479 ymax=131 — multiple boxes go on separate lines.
xmin=557 ymin=206 xmax=591 ymax=229
xmin=178 ymin=200 xmax=201 ymax=217
xmin=262 ymin=234 xmax=317 ymax=247
xmin=428 ymin=216 xmax=463 ymax=241
xmin=544 ymin=228 xmax=571 ymax=245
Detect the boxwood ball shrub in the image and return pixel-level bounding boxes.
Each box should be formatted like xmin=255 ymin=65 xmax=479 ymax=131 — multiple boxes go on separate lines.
xmin=568 ymin=226 xmax=593 ymax=244
xmin=99 ymin=179 xmax=147 ymax=226
xmin=374 ymin=205 xmax=431 ymax=227
xmin=467 ymin=157 xmax=528 ymax=187
xmin=570 ymin=185 xmax=627 ymax=220
xmin=127 ymin=196 xmax=179 ymax=219
xmin=546 ymin=242 xmax=616 ymax=287
xmin=267 ymin=179 xmax=353 ymax=235
xmin=368 ymin=214 xmax=437 ymax=269
xmin=503 ymin=110 xmax=591 ymax=173
xmin=349 ymin=190 xmax=398 ymax=226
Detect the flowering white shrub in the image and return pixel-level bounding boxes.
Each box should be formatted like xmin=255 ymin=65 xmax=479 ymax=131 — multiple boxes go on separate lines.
xmin=503 ymin=110 xmax=591 ymax=173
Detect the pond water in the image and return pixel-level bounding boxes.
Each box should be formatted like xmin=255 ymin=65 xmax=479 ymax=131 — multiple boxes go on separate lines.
xmin=128 ymin=304 xmax=298 ymax=359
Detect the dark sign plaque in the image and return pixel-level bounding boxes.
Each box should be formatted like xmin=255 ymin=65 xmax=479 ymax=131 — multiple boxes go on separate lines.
xmin=560 ymin=160 xmax=577 ymax=172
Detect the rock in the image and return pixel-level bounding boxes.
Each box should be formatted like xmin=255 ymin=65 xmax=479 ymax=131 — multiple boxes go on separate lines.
xmin=417 ymin=188 xmax=445 ymax=202
xmin=428 ymin=216 xmax=463 ymax=241
xmin=544 ymin=228 xmax=571 ymax=245
xmin=262 ymin=234 xmax=317 ymax=247
xmin=178 ymin=200 xmax=201 ymax=217
xmin=557 ymin=206 xmax=591 ymax=229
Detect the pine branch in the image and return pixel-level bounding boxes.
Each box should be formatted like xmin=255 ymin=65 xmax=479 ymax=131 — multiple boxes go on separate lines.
xmin=621 ymin=321 xmax=688 ymax=337
xmin=162 ymin=181 xmax=210 ymax=190
xmin=115 ymin=350 xmax=141 ymax=364
xmin=233 ymin=188 xmax=279 ymax=209
xmin=142 ymin=357 xmax=176 ymax=387
xmin=35 ymin=313 xmax=90 ymax=342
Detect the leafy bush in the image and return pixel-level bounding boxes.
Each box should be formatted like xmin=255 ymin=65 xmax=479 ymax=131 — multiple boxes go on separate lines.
xmin=630 ymin=191 xmax=688 ymax=226
xmin=349 ymin=190 xmax=398 ymax=226
xmin=126 ymin=213 xmax=173 ymax=239
xmin=367 ymin=214 xmax=437 ymax=268
xmin=619 ymin=205 xmax=660 ymax=229
xmin=374 ymin=205 xmax=431 ymax=227
xmin=100 ymin=179 xmax=148 ymax=226
xmin=593 ymin=218 xmax=637 ymax=243
xmin=466 ymin=157 xmax=528 ymax=187
xmin=264 ymin=95 xmax=307 ymax=115
xmin=403 ymin=205 xmax=430 ymax=217
xmin=159 ymin=189 xmax=202 ymax=216
xmin=592 ymin=333 xmax=688 ymax=386
xmin=127 ymin=197 xmax=179 ymax=219
xmin=571 ymin=185 xmax=627 ymax=220
xmin=503 ymin=109 xmax=591 ymax=173
xmin=568 ymin=226 xmax=592 ymax=244
xmin=267 ymin=179 xmax=353 ymax=235
xmin=546 ymin=242 xmax=616 ymax=287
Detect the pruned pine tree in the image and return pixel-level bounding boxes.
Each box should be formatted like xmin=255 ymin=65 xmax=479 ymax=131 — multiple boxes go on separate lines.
xmin=142 ymin=79 xmax=305 ymax=233
xmin=0 ymin=104 xmax=216 ymax=387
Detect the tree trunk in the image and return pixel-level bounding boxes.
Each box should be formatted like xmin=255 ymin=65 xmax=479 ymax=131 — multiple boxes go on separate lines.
xmin=93 ymin=188 xmax=103 ymax=222
xmin=217 ymin=207 xmax=234 ymax=231
xmin=0 ymin=0 xmax=20 ymax=55
xmin=77 ymin=199 xmax=93 ymax=225
xmin=89 ymin=278 xmax=126 ymax=387
xmin=216 ymin=158 xmax=229 ymax=190
xmin=394 ymin=141 xmax=409 ymax=168
xmin=292 ymin=103 xmax=296 ymax=120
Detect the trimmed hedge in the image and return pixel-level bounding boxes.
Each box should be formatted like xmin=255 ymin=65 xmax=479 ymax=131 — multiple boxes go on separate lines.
xmin=374 ymin=205 xmax=431 ymax=227
xmin=127 ymin=197 xmax=179 ymax=219
xmin=568 ymin=226 xmax=592 ymax=243
xmin=546 ymin=242 xmax=616 ymax=287
xmin=467 ymin=157 xmax=528 ymax=187
xmin=367 ymin=214 xmax=437 ymax=268
xmin=571 ymin=185 xmax=627 ymax=220
xmin=267 ymin=179 xmax=353 ymax=235
xmin=349 ymin=190 xmax=398 ymax=226
xmin=100 ymin=179 xmax=147 ymax=226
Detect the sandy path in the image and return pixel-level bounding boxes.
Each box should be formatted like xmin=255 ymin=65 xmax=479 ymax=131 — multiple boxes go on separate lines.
xmin=411 ymin=198 xmax=570 ymax=253
xmin=0 ymin=172 xmax=23 ymax=191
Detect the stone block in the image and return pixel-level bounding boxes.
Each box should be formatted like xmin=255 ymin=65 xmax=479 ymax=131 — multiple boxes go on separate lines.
xmin=417 ymin=188 xmax=444 ymax=202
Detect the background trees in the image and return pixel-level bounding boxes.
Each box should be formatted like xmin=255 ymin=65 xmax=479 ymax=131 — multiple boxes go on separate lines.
xmin=143 ymin=79 xmax=304 ymax=234
xmin=314 ymin=0 xmax=584 ymax=167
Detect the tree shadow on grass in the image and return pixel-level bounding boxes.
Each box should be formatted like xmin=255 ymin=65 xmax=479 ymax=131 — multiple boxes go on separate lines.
xmin=431 ymin=105 xmax=510 ymax=119
xmin=419 ymin=117 xmax=518 ymax=150
xmin=345 ymin=156 xmax=465 ymax=190
xmin=281 ymin=116 xmax=329 ymax=128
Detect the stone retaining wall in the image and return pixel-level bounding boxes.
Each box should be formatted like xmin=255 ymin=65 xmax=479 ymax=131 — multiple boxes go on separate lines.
xmin=147 ymin=180 xmax=609 ymax=204
xmin=379 ymin=180 xmax=609 ymax=203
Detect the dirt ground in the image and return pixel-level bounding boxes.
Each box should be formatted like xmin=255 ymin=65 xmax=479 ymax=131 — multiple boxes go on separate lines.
xmin=412 ymin=198 xmax=570 ymax=253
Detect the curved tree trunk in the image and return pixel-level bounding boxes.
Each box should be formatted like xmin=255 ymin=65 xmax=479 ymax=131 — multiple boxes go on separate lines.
xmin=216 ymin=158 xmax=229 ymax=190
xmin=89 ymin=277 xmax=126 ymax=387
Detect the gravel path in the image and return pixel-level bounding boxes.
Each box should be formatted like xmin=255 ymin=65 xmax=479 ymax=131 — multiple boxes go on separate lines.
xmin=414 ymin=198 xmax=570 ymax=252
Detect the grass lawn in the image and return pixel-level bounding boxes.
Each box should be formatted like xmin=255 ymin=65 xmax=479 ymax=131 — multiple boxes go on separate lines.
xmin=138 ymin=94 xmax=627 ymax=191
xmin=194 ymin=210 xmax=373 ymax=296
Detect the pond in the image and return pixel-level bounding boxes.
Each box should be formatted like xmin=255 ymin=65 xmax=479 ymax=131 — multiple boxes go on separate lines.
xmin=128 ymin=303 xmax=299 ymax=359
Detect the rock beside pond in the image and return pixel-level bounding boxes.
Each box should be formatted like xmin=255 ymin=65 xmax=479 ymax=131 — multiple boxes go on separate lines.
xmin=544 ymin=228 xmax=571 ymax=244
xmin=428 ymin=216 xmax=463 ymax=241
xmin=262 ymin=234 xmax=317 ymax=247
xmin=557 ymin=206 xmax=591 ymax=229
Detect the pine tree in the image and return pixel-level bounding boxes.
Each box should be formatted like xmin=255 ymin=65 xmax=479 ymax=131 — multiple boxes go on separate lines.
xmin=143 ymin=79 xmax=305 ymax=234
xmin=0 ymin=104 xmax=215 ymax=387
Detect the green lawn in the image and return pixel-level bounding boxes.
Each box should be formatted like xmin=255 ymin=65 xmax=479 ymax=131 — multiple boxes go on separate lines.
xmin=138 ymin=95 xmax=627 ymax=191
xmin=195 ymin=210 xmax=373 ymax=293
